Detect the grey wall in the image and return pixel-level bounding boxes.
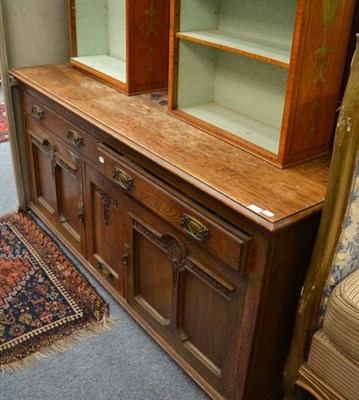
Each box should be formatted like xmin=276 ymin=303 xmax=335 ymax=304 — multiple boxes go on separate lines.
xmin=2 ymin=0 xmax=69 ymax=68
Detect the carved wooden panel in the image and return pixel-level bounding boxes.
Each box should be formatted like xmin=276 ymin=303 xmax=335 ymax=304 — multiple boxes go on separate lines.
xmin=55 ymin=147 xmax=84 ymax=254
xmin=84 ymin=164 xmax=125 ymax=295
xmin=31 ymin=139 xmax=57 ymax=216
xmin=124 ymin=198 xmax=242 ymax=395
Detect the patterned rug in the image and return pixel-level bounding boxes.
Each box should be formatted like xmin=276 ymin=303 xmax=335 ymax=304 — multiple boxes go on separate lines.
xmin=0 ymin=211 xmax=112 ymax=371
xmin=0 ymin=102 xmax=8 ymax=143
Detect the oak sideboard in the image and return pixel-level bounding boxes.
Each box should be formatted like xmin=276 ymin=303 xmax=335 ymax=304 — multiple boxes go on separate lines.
xmin=11 ymin=64 xmax=330 ymax=400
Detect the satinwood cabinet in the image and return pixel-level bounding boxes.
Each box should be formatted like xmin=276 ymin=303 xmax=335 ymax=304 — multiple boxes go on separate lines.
xmin=14 ymin=64 xmax=331 ymax=399
xmin=68 ymin=0 xmax=170 ymax=95
xmin=168 ymin=0 xmax=355 ymax=167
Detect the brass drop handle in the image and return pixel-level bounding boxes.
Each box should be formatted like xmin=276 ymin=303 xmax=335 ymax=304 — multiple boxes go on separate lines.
xmin=31 ymin=105 xmax=44 ymax=121
xmin=180 ymin=214 xmax=209 ymax=242
xmin=78 ymin=202 xmax=85 ymax=222
xmin=97 ymin=262 xmax=113 ymax=281
xmin=67 ymin=130 xmax=83 ymax=147
xmin=112 ymin=167 xmax=133 ymax=190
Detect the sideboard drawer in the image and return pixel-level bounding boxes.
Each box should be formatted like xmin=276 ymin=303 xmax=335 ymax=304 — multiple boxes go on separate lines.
xmin=23 ymin=92 xmax=98 ymax=160
xmin=96 ymin=144 xmax=250 ymax=272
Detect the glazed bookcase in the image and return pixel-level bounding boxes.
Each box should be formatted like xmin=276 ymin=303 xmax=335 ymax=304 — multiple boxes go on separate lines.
xmin=168 ymin=0 xmax=355 ymax=167
xmin=68 ymin=0 xmax=169 ymax=95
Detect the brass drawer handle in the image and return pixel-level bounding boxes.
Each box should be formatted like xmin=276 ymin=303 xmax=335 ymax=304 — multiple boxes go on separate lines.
xmin=31 ymin=105 xmax=44 ymax=120
xmin=181 ymin=214 xmax=209 ymax=242
xmin=112 ymin=167 xmax=133 ymax=190
xmin=97 ymin=262 xmax=113 ymax=281
xmin=67 ymin=130 xmax=83 ymax=147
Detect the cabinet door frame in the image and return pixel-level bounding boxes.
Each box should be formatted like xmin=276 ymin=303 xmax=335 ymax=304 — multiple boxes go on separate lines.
xmin=124 ymin=198 xmax=245 ymax=396
xmin=84 ymin=162 xmax=126 ymax=296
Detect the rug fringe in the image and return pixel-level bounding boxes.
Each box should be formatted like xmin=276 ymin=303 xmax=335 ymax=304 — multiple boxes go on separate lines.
xmin=0 ymin=316 xmax=118 ymax=374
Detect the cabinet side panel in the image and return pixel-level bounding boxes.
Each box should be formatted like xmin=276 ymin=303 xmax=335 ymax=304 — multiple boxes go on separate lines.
xmin=285 ymin=0 xmax=355 ymax=164
xmin=127 ymin=0 xmax=169 ymax=93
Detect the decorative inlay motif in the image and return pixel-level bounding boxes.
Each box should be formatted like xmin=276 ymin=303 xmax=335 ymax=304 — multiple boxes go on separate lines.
xmin=143 ymin=1 xmax=161 ymax=73
xmin=309 ymin=0 xmax=342 ymax=135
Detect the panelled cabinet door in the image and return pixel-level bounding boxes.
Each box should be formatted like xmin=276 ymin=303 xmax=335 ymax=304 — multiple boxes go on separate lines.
xmin=124 ymin=199 xmax=244 ymax=397
xmin=84 ymin=164 xmax=125 ymax=296
xmin=26 ymin=116 xmax=86 ymax=255
xmin=26 ymin=117 xmax=57 ymax=223
xmin=53 ymin=142 xmax=85 ymax=255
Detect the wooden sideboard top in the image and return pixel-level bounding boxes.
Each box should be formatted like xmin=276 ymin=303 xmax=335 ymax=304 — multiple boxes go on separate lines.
xmin=11 ymin=63 xmax=330 ymax=230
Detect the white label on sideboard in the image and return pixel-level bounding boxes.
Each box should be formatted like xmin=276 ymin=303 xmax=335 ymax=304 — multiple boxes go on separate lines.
xmin=248 ymin=204 xmax=263 ymax=214
xmin=262 ymin=210 xmax=275 ymax=217
xmin=99 ymin=156 xmax=105 ymax=164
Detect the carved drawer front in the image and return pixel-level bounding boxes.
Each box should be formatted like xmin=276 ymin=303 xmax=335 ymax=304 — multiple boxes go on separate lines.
xmin=96 ymin=143 xmax=251 ymax=273
xmin=125 ymin=199 xmax=244 ymax=396
xmin=23 ymin=91 xmax=98 ymax=161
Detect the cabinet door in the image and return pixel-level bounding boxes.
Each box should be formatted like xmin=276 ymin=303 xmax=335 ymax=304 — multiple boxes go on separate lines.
xmin=26 ymin=118 xmax=85 ymax=255
xmin=84 ymin=164 xmax=125 ymax=296
xmin=124 ymin=199 xmax=243 ymax=396
xmin=27 ymin=118 xmax=57 ymax=223
xmin=53 ymin=142 xmax=85 ymax=255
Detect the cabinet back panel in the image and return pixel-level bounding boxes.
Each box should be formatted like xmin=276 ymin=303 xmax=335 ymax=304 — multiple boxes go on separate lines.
xmin=75 ymin=0 xmax=125 ymax=62
xmin=179 ymin=0 xmax=219 ymax=32
xmin=177 ymin=41 xmax=288 ymax=153
xmin=219 ymin=0 xmax=297 ymax=47
xmin=75 ymin=0 xmax=109 ymax=56
xmin=177 ymin=41 xmax=216 ymax=108
xmin=179 ymin=0 xmax=297 ymax=49
xmin=108 ymin=0 xmax=126 ymax=61
xmin=213 ymin=50 xmax=287 ymax=129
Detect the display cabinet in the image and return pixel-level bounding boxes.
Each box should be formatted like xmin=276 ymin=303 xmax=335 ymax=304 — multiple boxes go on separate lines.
xmin=168 ymin=0 xmax=355 ymax=167
xmin=68 ymin=0 xmax=170 ymax=95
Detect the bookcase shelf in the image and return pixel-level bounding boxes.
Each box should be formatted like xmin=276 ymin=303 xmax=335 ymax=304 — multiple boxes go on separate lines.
xmin=68 ymin=0 xmax=169 ymax=95
xmin=169 ymin=0 xmax=355 ymax=167
xmin=176 ymin=40 xmax=287 ymax=154
xmin=71 ymin=55 xmax=126 ymax=84
xmin=176 ymin=30 xmax=291 ymax=67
